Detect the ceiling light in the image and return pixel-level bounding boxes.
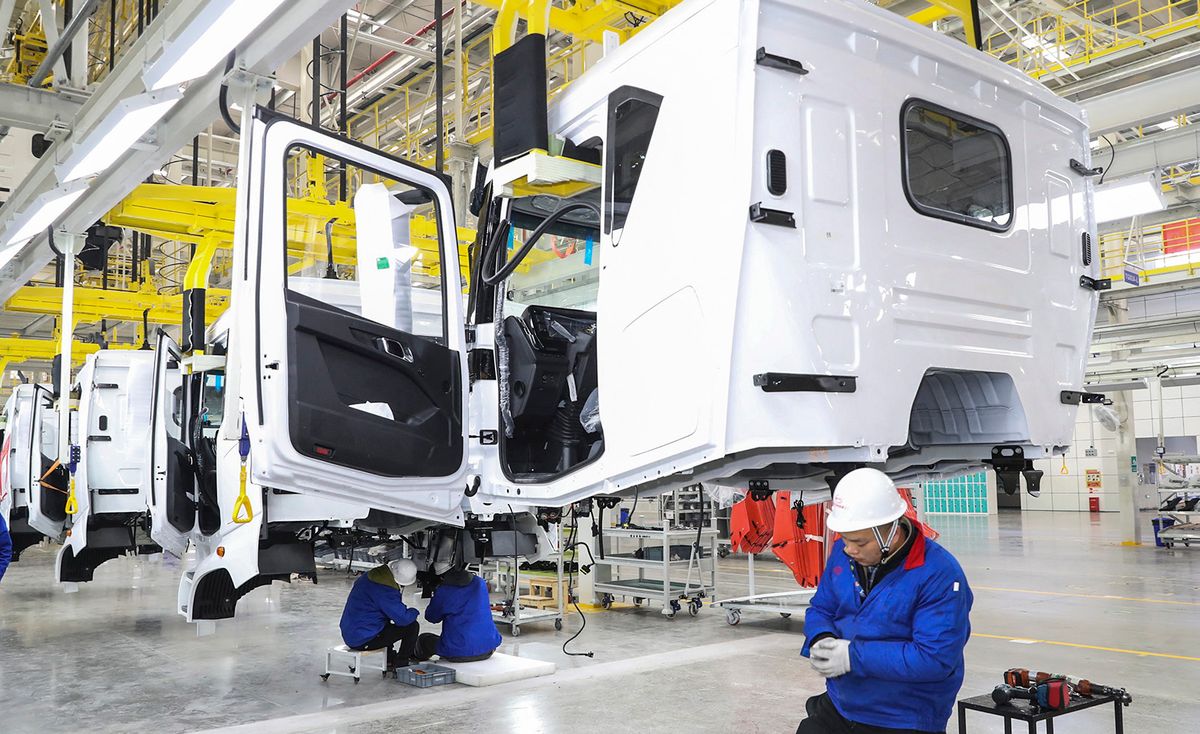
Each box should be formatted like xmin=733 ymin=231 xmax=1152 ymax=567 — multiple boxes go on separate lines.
xmin=1094 ymin=172 xmax=1167 ymax=223
xmin=56 ymin=88 xmax=183 ymax=182
xmin=1 ymin=180 xmax=89 ymax=251
xmin=142 ymin=0 xmax=288 ymax=90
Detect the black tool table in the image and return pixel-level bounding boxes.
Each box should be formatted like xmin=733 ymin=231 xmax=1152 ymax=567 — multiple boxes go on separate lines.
xmin=957 ymin=692 xmax=1123 ymax=733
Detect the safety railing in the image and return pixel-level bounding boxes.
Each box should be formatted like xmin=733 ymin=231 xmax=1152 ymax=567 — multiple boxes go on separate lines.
xmin=981 ymin=0 xmax=1200 ymax=79
xmin=1100 ymin=216 xmax=1200 ymax=283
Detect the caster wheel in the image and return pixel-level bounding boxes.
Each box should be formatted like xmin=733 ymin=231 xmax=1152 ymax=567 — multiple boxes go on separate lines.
xmin=320 ymin=673 xmax=330 ymax=681
xmin=689 ymin=602 xmax=699 ymax=617
xmin=555 ymin=619 xmax=563 ymax=631
xmin=633 ymin=597 xmax=644 ymax=606
xmin=601 ymin=594 xmax=614 ymax=609
xmin=511 ymin=624 xmax=521 ymax=636
xmin=667 ymin=611 xmax=677 ymax=619
xmin=353 ymin=677 xmax=360 ymax=684
xmin=726 ymin=609 xmax=741 ymax=626
xmin=348 ymin=666 xmax=356 ymax=674
xmin=780 ymin=613 xmax=791 ymax=619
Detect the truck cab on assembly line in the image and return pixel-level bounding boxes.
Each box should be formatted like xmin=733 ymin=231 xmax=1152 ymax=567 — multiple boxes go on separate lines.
xmin=55 ymin=350 xmax=162 ymax=584
xmin=175 ymin=0 xmax=1100 ymax=620
xmin=1 ymin=383 xmax=55 ymax=561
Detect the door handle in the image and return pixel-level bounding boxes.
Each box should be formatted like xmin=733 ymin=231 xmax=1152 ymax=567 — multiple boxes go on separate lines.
xmin=375 ymin=336 xmax=414 ymax=363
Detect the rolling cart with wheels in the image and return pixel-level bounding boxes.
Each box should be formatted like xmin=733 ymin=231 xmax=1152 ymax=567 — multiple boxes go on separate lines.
xmin=717 ymin=548 xmax=817 ymax=625
xmin=485 ymin=532 xmax=566 ymax=635
xmin=592 ymin=525 xmax=718 ymax=619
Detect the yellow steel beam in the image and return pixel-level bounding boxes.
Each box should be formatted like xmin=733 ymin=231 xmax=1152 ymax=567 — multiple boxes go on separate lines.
xmin=5 ymin=285 xmax=230 ymax=326
xmin=0 ymin=338 xmax=99 ymax=365
xmin=472 ymin=0 xmax=682 ymax=43
xmin=106 ymin=183 xmax=548 ymax=282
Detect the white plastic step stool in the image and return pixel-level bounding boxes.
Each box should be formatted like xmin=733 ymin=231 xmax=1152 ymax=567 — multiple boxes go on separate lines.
xmin=321 ymin=645 xmax=389 ymax=683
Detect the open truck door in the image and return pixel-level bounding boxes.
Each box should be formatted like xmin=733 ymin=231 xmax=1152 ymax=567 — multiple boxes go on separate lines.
xmin=27 ymin=386 xmax=69 ymax=539
xmin=242 ymin=111 xmax=470 ymax=524
xmin=148 ymin=332 xmax=190 ymax=557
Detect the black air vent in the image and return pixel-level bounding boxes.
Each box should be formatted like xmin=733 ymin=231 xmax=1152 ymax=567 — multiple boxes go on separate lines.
xmin=766 ymin=149 xmax=787 ymax=196
xmin=1082 ymin=232 xmax=1093 ymax=266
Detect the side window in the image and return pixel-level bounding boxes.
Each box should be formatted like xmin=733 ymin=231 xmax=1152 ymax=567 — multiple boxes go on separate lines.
xmin=506 ymin=193 xmax=602 ymax=310
xmin=200 ymin=372 xmax=224 ymax=429
xmin=284 ymin=145 xmax=450 ymax=344
xmin=901 ymin=100 xmax=1012 ymax=231
xmin=605 ymin=87 xmax=663 ymax=236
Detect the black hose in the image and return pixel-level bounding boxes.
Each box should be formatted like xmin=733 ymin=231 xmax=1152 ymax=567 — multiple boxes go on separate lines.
xmin=219 ymin=53 xmax=240 ymax=134
xmin=323 ymin=218 xmax=338 ymax=279
xmin=481 ymin=202 xmax=600 ymax=286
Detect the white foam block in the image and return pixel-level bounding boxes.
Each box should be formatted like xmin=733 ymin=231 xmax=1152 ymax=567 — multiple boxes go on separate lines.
xmin=439 ymin=653 xmax=556 ymax=687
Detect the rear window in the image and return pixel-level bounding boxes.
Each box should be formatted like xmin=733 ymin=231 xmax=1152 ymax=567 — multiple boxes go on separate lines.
xmin=901 ymin=101 xmax=1012 ymax=231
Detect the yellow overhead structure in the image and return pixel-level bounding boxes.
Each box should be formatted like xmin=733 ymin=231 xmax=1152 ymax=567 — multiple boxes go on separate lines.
xmin=475 ymin=0 xmax=683 ymax=44
xmin=895 ymin=0 xmax=983 ymax=50
xmin=0 ymin=338 xmax=99 ymax=366
xmin=105 ymin=183 xmax=548 ymax=282
xmin=5 ymin=284 xmax=231 ymax=327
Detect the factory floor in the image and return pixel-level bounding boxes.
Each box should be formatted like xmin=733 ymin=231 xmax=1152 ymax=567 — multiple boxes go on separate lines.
xmin=1 ymin=511 xmax=1197 ymax=734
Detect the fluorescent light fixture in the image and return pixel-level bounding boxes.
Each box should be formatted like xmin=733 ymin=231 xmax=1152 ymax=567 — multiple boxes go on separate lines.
xmin=56 ymin=88 xmax=183 ymax=183
xmin=1094 ymin=172 xmax=1167 ymax=223
xmin=142 ymin=0 xmax=288 ymax=90
xmin=1 ymin=180 xmax=89 ymax=249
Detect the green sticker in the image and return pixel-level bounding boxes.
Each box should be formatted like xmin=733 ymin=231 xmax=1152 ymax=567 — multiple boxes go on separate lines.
xmin=376 ymin=257 xmax=390 ymax=270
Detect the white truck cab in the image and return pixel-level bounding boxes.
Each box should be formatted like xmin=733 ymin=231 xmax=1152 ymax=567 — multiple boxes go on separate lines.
xmin=174 ymin=0 xmax=1100 ymax=620
xmin=1 ymin=384 xmax=53 ymax=561
xmin=55 ymin=350 xmax=161 ymax=583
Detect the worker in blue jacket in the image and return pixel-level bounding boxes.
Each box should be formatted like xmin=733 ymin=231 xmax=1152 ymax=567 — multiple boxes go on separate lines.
xmin=414 ymin=537 xmax=502 ymax=662
xmin=799 ymin=468 xmax=973 ymax=734
xmin=0 ymin=512 xmax=12 ymax=584
xmin=339 ymin=559 xmax=421 ymax=670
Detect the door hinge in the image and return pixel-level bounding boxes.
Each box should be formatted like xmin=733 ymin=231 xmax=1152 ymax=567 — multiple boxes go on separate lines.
xmin=755 ymin=47 xmax=808 ymax=75
xmin=1080 ymin=275 xmax=1111 ymax=291
xmin=1060 ymin=390 xmax=1110 ymax=406
xmin=753 ymin=372 xmax=856 ymax=393
xmin=749 ymin=202 xmax=796 ymax=228
xmin=1069 ymin=159 xmax=1102 ymax=177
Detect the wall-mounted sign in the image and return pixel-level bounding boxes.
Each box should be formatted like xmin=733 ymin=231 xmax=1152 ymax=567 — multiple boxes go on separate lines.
xmin=1086 ymin=469 xmax=1102 ymax=491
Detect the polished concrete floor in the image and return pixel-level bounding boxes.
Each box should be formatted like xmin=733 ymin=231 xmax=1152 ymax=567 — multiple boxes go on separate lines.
xmin=1 ymin=511 xmax=1197 ymax=733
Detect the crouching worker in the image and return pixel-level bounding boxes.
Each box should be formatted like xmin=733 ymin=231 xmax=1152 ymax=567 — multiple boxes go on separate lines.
xmin=340 ymin=559 xmax=421 ymax=670
xmin=798 ymin=468 xmax=973 ymax=734
xmin=415 ymin=560 xmax=501 ymax=663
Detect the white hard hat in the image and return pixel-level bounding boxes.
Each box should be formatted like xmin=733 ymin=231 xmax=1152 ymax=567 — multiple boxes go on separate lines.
xmin=826 ymin=468 xmax=907 ymax=533
xmin=389 ymin=559 xmax=417 ymax=587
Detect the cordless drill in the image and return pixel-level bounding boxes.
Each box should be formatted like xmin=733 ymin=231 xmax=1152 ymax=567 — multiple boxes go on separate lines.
xmin=1004 ymin=668 xmax=1133 ymax=705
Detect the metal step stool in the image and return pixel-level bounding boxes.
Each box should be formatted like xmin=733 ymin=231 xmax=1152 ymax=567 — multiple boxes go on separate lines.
xmin=321 ymin=645 xmax=389 ymax=683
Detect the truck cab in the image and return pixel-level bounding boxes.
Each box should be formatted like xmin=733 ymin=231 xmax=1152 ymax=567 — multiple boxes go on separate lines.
xmin=175 ymin=0 xmax=1099 ymax=620
xmin=56 ymin=350 xmax=161 ymax=583
xmin=1 ymin=384 xmax=53 ymax=560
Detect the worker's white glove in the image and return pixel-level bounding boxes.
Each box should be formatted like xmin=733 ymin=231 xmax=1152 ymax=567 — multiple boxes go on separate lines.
xmin=810 ymin=638 xmax=852 ymax=678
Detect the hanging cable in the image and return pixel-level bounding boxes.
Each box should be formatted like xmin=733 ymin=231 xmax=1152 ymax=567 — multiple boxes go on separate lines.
xmin=219 ymin=53 xmax=240 ymax=134
xmin=1098 ymin=134 xmax=1116 ymax=185
xmin=562 ymin=506 xmax=596 ymax=658
xmin=481 ymin=202 xmax=601 ymax=285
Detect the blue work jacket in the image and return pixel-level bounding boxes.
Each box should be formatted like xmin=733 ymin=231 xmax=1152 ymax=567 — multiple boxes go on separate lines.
xmin=0 ymin=513 xmax=11 ymax=583
xmin=425 ymin=572 xmax=501 ymax=659
xmin=802 ymin=533 xmax=973 ymax=732
xmin=339 ymin=570 xmax=419 ymax=648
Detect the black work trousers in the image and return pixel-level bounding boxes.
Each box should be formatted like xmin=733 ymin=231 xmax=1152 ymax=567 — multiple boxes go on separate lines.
xmin=796 ymin=693 xmax=945 ymax=734
xmin=414 ymin=632 xmax=495 ymax=663
xmin=352 ymin=620 xmax=419 ymax=668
